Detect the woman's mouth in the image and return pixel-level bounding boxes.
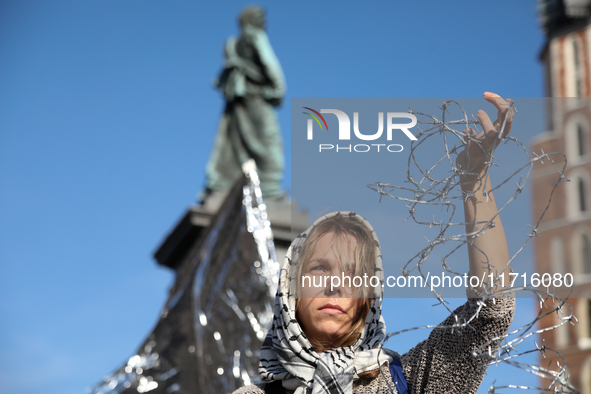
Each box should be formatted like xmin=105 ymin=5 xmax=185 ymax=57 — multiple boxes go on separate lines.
xmin=319 ymin=303 xmax=344 ymax=314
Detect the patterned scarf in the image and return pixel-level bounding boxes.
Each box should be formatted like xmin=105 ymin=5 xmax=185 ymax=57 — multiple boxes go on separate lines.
xmin=259 ymin=212 xmax=390 ymax=394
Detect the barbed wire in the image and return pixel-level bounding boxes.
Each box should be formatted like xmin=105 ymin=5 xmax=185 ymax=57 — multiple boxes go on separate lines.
xmin=369 ymin=100 xmax=578 ymax=393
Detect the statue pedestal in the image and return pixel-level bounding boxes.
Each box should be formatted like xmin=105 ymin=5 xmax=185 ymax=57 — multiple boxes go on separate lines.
xmin=154 ymin=193 xmax=308 ymax=271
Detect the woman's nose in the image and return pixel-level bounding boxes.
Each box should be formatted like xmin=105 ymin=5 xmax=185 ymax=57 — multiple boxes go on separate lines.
xmin=324 ymin=285 xmax=341 ymax=297
xmin=323 ymin=274 xmax=342 ymax=297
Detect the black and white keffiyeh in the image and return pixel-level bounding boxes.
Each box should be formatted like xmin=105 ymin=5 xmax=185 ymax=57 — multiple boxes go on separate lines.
xmin=259 ymin=211 xmax=391 ymax=394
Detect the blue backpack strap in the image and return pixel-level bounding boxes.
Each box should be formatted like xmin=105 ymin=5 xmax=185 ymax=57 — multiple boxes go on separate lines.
xmin=388 ymin=358 xmax=409 ymax=394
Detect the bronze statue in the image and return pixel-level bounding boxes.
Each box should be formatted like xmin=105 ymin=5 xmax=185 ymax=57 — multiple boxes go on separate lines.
xmin=203 ymin=6 xmax=285 ymax=201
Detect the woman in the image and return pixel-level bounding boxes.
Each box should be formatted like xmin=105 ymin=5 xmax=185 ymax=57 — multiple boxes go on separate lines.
xmin=233 ymin=93 xmax=516 ymax=394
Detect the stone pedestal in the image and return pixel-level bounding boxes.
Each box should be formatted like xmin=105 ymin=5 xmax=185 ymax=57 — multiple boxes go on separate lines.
xmin=154 ymin=193 xmax=309 ymax=272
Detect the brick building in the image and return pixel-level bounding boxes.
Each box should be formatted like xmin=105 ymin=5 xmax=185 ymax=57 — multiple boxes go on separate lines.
xmin=532 ymin=0 xmax=591 ymax=391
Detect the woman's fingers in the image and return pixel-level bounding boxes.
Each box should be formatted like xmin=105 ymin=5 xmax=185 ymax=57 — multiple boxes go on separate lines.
xmin=463 ymin=127 xmax=477 ymax=144
xmin=476 ymin=110 xmax=496 ymax=143
xmin=500 ymin=98 xmax=514 ymax=136
xmin=477 ymin=109 xmax=504 ymax=152
xmin=458 ymin=93 xmax=514 ymax=171
xmin=484 ymin=92 xmax=512 ymax=119
xmin=477 ymin=109 xmax=495 ymax=135
xmin=483 ymin=91 xmax=514 ymax=137
xmin=483 ymin=91 xmax=506 ymax=110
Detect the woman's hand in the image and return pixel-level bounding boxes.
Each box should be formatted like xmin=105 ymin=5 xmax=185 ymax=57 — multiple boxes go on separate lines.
xmin=456 ymin=92 xmax=514 ymax=187
xmin=460 ymin=92 xmax=513 ymax=292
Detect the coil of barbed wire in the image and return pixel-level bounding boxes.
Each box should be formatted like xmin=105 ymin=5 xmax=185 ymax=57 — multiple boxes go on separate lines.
xmin=370 ymin=101 xmax=578 ymax=393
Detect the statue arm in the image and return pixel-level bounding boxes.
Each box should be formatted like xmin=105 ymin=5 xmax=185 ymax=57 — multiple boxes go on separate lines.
xmin=249 ymin=27 xmax=286 ymax=104
xmin=222 ymin=37 xmax=265 ymax=83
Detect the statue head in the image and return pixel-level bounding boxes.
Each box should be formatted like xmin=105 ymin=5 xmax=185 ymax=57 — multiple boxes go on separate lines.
xmin=238 ymin=6 xmax=266 ymax=30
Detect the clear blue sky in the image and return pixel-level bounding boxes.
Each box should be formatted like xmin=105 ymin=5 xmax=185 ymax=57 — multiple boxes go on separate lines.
xmin=0 ymin=1 xmax=549 ymax=393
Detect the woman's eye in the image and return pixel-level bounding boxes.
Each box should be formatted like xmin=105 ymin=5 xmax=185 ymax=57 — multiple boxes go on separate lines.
xmin=311 ymin=265 xmax=325 ymax=272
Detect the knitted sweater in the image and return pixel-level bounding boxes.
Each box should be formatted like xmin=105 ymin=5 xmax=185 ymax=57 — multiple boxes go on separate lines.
xmin=232 ymin=290 xmax=515 ymax=394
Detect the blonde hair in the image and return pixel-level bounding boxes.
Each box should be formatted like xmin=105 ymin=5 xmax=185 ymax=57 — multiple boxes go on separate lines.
xmin=294 ymin=213 xmax=377 ymax=352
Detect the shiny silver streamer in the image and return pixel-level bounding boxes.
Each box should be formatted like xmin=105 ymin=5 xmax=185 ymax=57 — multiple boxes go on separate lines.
xmin=369 ymin=100 xmax=578 ymax=393
xmin=89 ymin=169 xmax=279 ymax=394
xmin=242 ymin=162 xmax=281 ymax=301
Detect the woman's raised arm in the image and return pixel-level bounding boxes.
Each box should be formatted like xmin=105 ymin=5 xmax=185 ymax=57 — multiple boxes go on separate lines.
xmin=456 ymin=92 xmax=514 ymax=292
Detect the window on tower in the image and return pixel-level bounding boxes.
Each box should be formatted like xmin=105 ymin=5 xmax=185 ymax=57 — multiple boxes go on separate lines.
xmin=573 ymin=38 xmax=582 ymax=98
xmin=579 ymin=177 xmax=588 ymax=213
xmin=578 ymin=123 xmax=586 ymax=157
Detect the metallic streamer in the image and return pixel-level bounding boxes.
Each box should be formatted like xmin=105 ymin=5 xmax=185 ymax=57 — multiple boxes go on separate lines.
xmin=90 ymin=170 xmax=279 ymax=394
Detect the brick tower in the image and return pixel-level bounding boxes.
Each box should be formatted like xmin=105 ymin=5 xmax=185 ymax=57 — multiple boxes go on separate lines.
xmin=532 ymin=0 xmax=591 ymax=391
